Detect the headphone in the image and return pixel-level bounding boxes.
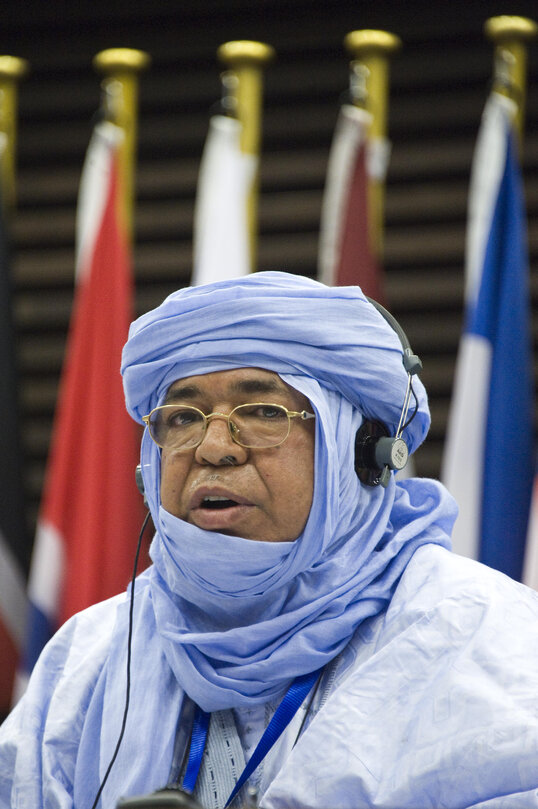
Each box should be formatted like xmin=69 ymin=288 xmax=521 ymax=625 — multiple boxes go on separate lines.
xmin=354 ymin=298 xmax=422 ymax=488
xmin=135 ymin=463 xmax=148 ymax=506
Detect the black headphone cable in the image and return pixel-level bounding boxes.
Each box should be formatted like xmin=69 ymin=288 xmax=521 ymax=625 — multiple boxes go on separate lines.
xmin=90 ymin=508 xmax=152 ymax=809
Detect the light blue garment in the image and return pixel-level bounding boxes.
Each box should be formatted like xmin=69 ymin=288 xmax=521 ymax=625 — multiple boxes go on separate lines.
xmin=2 ymin=545 xmax=538 ymax=808
xmin=261 ymin=545 xmax=538 ymax=809
xmin=119 ymin=272 xmax=455 ymax=712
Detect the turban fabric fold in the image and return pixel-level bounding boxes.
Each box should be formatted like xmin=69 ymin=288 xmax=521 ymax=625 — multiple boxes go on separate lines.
xmin=123 ymin=271 xmax=429 ymax=451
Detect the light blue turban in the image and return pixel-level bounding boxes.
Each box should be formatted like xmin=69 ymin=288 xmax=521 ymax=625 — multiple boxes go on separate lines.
xmin=121 ymin=271 xmax=456 ymax=711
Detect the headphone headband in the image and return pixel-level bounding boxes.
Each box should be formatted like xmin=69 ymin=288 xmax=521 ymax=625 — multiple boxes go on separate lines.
xmin=356 ymin=298 xmax=422 ymax=487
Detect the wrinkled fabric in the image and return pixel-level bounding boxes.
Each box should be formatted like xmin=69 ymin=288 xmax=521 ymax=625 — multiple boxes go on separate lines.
xmin=2 ymin=545 xmax=538 ymax=809
xmin=261 ymin=546 xmax=538 ymax=809
xmin=118 ymin=272 xmax=454 ymax=711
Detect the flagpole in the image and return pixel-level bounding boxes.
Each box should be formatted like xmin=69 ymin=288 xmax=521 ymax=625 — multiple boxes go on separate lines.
xmin=0 ymin=56 xmax=29 ymax=211
xmin=485 ymin=15 xmax=537 ymax=151
xmin=216 ymin=40 xmax=275 ymax=268
xmin=343 ymin=30 xmax=400 ymax=260
xmin=93 ymin=48 xmax=150 ymax=242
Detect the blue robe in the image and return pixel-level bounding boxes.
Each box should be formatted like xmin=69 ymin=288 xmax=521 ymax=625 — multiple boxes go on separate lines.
xmin=2 ymin=544 xmax=538 ymax=809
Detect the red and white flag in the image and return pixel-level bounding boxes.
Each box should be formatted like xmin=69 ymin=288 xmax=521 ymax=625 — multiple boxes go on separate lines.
xmin=318 ymin=104 xmax=389 ymax=300
xmin=16 ymin=122 xmax=144 ymax=699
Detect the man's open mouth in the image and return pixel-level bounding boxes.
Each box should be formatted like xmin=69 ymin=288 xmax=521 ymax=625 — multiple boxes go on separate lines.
xmin=200 ymin=496 xmax=239 ymax=510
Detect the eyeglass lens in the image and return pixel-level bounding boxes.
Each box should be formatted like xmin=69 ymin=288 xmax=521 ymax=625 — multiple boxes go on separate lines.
xmin=149 ymin=404 xmax=291 ymax=449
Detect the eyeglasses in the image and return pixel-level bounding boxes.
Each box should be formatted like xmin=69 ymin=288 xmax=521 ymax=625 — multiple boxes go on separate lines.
xmin=142 ymin=402 xmax=316 ymax=451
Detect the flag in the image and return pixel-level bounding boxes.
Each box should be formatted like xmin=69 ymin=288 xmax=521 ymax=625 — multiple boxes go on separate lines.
xmin=192 ymin=114 xmax=256 ymax=285
xmin=0 ymin=176 xmax=29 ymax=716
xmin=318 ymin=104 xmax=389 ymax=300
xmin=441 ymin=92 xmax=534 ymax=580
xmin=16 ymin=121 xmax=144 ymax=698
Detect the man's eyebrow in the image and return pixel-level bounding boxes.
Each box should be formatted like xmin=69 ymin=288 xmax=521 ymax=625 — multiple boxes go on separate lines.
xmin=230 ymin=378 xmax=286 ymax=396
xmin=164 ymin=377 xmax=287 ymax=403
xmin=164 ymin=384 xmax=201 ymax=403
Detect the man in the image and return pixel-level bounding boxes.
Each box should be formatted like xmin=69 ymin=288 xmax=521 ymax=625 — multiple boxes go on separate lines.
xmin=1 ymin=271 xmax=538 ymax=809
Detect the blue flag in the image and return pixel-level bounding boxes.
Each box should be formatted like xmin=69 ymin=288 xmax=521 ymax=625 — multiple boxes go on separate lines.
xmin=442 ymin=93 xmax=534 ymax=580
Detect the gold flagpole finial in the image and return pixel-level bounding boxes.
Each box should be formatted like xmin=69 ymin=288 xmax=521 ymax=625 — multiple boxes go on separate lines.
xmin=485 ymin=15 xmax=537 ymax=147
xmin=216 ymin=41 xmax=275 ymax=269
xmin=217 ymin=40 xmax=275 ymax=156
xmin=344 ymin=30 xmax=401 ymax=259
xmin=0 ymin=56 xmax=29 ymax=211
xmin=93 ymin=48 xmax=151 ymax=242
xmin=344 ymin=30 xmax=401 ymax=123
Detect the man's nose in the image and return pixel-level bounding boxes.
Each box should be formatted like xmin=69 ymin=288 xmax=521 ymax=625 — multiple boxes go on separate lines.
xmin=194 ymin=413 xmax=248 ymax=466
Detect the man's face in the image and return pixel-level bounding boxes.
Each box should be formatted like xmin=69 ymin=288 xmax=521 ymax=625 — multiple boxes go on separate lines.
xmin=160 ymin=368 xmax=315 ymax=542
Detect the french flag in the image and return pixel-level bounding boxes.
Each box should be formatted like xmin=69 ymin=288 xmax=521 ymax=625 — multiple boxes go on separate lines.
xmin=15 ymin=122 xmax=144 ymax=698
xmin=442 ymin=92 xmax=534 ymax=581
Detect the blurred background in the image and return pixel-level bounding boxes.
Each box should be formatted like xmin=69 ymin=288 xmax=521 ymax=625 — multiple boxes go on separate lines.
xmin=1 ymin=1 xmax=537 ymax=598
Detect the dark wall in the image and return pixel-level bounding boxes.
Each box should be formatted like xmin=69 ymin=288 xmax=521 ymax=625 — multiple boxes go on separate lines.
xmin=2 ymin=0 xmax=537 ymax=556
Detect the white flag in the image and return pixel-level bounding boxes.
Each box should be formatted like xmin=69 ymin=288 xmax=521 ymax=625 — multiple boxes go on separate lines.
xmin=192 ymin=115 xmax=257 ymax=285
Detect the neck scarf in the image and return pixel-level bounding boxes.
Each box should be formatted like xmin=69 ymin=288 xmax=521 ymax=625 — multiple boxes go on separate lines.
xmin=121 ymin=272 xmax=456 ymax=711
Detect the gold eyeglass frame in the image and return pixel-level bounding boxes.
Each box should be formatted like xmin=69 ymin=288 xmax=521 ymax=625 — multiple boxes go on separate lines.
xmin=142 ymin=402 xmax=316 ymax=450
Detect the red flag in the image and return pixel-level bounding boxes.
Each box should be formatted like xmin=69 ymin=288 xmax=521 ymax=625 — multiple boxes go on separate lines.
xmin=318 ymin=104 xmax=387 ymax=301
xmin=20 ymin=123 xmax=144 ymax=690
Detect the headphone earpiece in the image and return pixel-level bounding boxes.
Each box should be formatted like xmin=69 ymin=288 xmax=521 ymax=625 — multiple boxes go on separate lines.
xmin=135 ymin=464 xmax=148 ymax=507
xmin=355 ymin=420 xmax=409 ymax=488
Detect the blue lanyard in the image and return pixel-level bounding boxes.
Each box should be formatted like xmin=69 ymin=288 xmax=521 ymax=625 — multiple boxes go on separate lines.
xmin=181 ymin=667 xmax=323 ymax=806
xmin=181 ymin=706 xmax=211 ymax=794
